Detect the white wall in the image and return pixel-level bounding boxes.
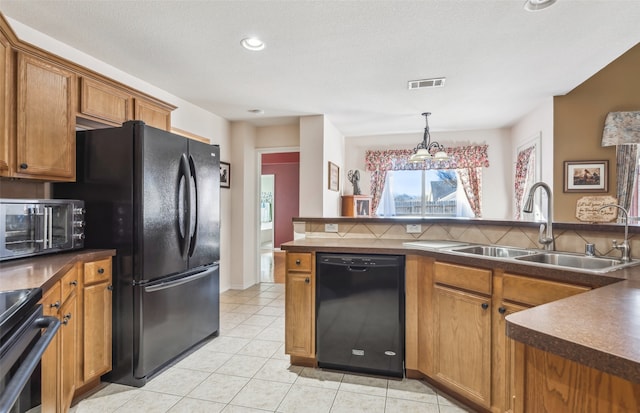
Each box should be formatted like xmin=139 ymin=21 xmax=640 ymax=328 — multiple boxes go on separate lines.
xmin=322 ymin=117 xmax=345 ymax=217
xmin=343 ymin=128 xmax=512 ymax=219
xmin=510 ymin=99 xmax=554 ymax=215
xmin=299 ymin=116 xmax=325 ymax=217
xmin=256 ymin=124 xmax=300 ymax=148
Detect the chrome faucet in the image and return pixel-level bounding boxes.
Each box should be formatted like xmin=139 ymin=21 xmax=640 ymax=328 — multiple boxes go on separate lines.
xmin=523 ymin=182 xmax=555 ymax=251
xmin=599 ymin=204 xmax=631 ymax=262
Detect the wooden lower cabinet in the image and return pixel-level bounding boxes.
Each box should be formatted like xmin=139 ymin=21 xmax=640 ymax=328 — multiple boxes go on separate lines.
xmin=40 ymin=257 xmax=113 ymax=412
xmin=284 ymin=252 xmax=315 ymax=361
xmin=515 ymin=345 xmax=640 ymax=413
xmin=40 ymin=266 xmax=79 ymax=413
xmin=433 ymin=284 xmax=492 ymax=408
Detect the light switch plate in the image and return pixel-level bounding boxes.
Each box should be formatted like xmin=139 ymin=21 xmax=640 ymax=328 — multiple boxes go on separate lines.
xmin=325 ymin=223 xmax=339 ymax=233
xmin=406 ymin=224 xmax=422 ymax=234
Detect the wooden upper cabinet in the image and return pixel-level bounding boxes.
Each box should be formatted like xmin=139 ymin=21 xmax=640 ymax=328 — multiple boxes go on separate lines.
xmin=134 ymin=97 xmax=172 ymax=131
xmin=78 ymin=76 xmax=131 ymax=126
xmin=0 ymin=26 xmax=12 ymax=176
xmin=16 ymin=52 xmax=76 ymax=181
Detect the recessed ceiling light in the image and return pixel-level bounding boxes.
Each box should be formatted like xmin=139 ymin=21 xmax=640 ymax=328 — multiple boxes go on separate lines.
xmin=241 ymin=37 xmax=265 ymax=51
xmin=248 ymin=109 xmax=264 ymax=115
xmin=523 ymin=0 xmax=556 ymax=12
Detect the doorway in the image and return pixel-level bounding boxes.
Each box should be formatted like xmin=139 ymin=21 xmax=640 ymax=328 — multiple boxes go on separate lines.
xmin=258 ymin=151 xmax=300 ymax=283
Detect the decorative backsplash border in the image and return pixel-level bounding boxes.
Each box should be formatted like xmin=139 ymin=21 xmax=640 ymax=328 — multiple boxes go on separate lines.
xmin=293 ymin=220 xmax=637 ymax=259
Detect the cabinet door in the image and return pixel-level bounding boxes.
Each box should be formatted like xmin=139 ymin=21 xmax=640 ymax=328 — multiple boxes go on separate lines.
xmin=59 ymin=292 xmax=77 ymax=413
xmin=83 ymin=280 xmax=112 ymax=381
xmin=40 ymin=283 xmax=61 ymax=413
xmin=0 ymin=28 xmax=11 ymax=176
xmin=79 ymin=76 xmax=131 ymax=126
xmin=16 ymin=52 xmax=76 ymax=180
xmin=285 ymin=271 xmax=315 ymax=357
xmin=433 ymin=284 xmax=492 ymax=408
xmin=134 ymin=97 xmax=171 ymax=131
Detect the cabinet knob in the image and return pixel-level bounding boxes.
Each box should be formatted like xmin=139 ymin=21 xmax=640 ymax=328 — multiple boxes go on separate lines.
xmin=295 ymin=259 xmax=301 ymax=265
xmin=50 ymin=301 xmax=61 ymax=309
xmin=62 ymin=313 xmax=72 ymax=325
xmin=107 ymin=285 xmax=114 ymax=291
xmin=70 ymin=280 xmax=78 ymax=286
xmin=481 ymin=303 xmax=489 ymax=310
xmin=19 ymin=163 xmax=28 ymax=169
xmin=305 ymin=277 xmax=310 ymax=284
xmin=498 ymin=307 xmax=507 ymax=314
xmin=98 ymin=268 xmax=105 ymax=274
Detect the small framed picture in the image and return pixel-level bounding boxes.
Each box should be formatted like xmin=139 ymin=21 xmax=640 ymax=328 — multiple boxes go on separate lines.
xmin=220 ymin=161 xmax=230 ymax=188
xmin=564 ymin=160 xmax=608 ymax=193
xmin=328 ymin=161 xmax=340 ymax=192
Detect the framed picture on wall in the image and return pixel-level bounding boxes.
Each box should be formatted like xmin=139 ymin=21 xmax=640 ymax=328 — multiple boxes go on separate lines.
xmin=220 ymin=162 xmax=231 ymax=188
xmin=564 ymin=160 xmax=608 ymax=193
xmin=328 ymin=161 xmax=340 ymax=192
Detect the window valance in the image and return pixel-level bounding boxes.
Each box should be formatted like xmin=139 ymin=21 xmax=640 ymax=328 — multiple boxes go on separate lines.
xmin=365 ymin=145 xmax=489 ymax=172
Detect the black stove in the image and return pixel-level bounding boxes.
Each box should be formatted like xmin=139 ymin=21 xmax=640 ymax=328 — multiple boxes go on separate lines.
xmin=0 ymin=288 xmax=42 ymax=343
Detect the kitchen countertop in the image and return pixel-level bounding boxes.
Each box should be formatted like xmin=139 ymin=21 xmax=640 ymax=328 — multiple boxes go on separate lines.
xmin=0 ymin=249 xmax=116 ymax=292
xmin=282 ymin=237 xmax=640 ymax=383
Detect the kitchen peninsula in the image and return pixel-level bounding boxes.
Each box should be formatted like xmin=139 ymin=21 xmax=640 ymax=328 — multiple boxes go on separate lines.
xmin=282 ymin=216 xmax=640 ymax=413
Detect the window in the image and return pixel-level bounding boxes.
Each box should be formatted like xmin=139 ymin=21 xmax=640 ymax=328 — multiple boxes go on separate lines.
xmin=376 ymin=169 xmax=474 ymax=217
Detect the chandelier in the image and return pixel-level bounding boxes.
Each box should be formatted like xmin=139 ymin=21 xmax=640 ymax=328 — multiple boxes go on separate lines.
xmin=409 ymin=112 xmax=449 ymax=162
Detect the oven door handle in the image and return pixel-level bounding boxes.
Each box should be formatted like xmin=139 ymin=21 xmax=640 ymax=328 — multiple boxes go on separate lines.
xmin=0 ymin=316 xmax=60 ymax=413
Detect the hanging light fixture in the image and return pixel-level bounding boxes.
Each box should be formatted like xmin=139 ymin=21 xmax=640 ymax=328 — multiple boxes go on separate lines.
xmin=409 ymin=112 xmax=449 ymax=163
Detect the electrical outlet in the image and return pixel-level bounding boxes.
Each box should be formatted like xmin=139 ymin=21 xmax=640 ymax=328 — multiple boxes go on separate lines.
xmin=325 ymin=223 xmax=339 ymax=233
xmin=406 ymin=224 xmax=422 ymax=234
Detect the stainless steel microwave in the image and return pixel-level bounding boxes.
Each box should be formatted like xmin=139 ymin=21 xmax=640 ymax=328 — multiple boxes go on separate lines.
xmin=0 ymin=199 xmax=85 ymax=262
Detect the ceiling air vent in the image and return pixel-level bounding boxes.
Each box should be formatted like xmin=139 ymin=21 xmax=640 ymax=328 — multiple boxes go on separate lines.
xmin=408 ymin=77 xmax=446 ymax=90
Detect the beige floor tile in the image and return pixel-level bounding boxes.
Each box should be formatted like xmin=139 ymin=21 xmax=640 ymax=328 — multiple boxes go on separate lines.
xmin=384 ymin=397 xmax=440 ymax=412
xmin=243 ymin=314 xmax=278 ymax=327
xmin=113 ymin=390 xmax=181 ymax=413
xmin=338 ymin=374 xmax=388 ymax=397
xmin=236 ymin=339 xmax=283 ymax=358
xmin=229 ymin=378 xmax=291 ymax=411
xmin=386 ymin=378 xmax=438 ymax=403
xmin=221 ymin=405 xmax=271 ymax=412
xmin=257 ymin=325 xmax=284 ymax=342
xmin=244 ymin=296 xmax=278 ymax=306
xmin=270 ymin=343 xmax=290 ymax=360
xmin=255 ymin=306 xmax=284 ymax=317
xmin=224 ymin=323 xmax=266 ymax=339
xmin=295 ymin=367 xmax=344 ymax=389
xmin=73 ymin=384 xmax=140 ymax=413
xmin=143 ymin=367 xmax=210 ymax=396
xmin=216 ymin=354 xmax=268 ymax=378
xmin=220 ymin=303 xmax=240 ymax=312
xmin=276 ymin=384 xmax=337 ymax=413
xmin=253 ymin=358 xmax=303 ymax=383
xmin=187 ymin=373 xmax=250 ymax=403
xmin=256 ymin=291 xmax=282 ymax=299
xmin=265 ymin=298 xmax=285 ymax=307
xmin=219 ymin=295 xmax=253 ymax=304
xmin=230 ymin=304 xmax=263 ymax=314
xmin=203 ymin=336 xmax=252 ymax=354
xmin=330 ymin=390 xmax=385 ymax=413
xmin=173 ymin=349 xmax=233 ymax=372
xmin=166 ymin=397 xmax=226 ymax=413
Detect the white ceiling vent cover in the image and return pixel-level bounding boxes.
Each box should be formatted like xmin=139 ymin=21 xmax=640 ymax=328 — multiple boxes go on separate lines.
xmin=408 ymin=77 xmax=446 ymax=90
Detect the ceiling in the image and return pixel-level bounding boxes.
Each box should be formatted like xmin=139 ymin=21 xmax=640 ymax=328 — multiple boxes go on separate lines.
xmin=1 ymin=0 xmax=639 ymax=137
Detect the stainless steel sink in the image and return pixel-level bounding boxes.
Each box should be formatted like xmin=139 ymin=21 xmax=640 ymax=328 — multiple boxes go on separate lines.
xmin=451 ymin=245 xmax=537 ymax=258
xmin=515 ymin=252 xmax=638 ymax=272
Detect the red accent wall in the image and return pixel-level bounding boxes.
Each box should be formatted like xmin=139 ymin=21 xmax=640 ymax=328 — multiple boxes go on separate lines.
xmin=262 ymin=152 xmax=300 ymax=248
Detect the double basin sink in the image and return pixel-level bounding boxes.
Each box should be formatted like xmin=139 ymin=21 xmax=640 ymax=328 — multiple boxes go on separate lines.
xmin=403 ymin=241 xmax=639 ymax=274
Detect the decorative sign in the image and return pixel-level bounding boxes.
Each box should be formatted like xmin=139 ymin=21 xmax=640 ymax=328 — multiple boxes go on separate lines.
xmin=576 ymin=196 xmax=618 ymax=222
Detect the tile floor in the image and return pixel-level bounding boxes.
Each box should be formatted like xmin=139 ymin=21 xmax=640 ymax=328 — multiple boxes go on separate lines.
xmin=71 ymin=283 xmax=474 ymax=413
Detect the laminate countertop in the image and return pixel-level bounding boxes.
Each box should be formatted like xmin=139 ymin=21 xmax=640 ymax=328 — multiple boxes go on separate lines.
xmin=0 ymin=249 xmax=116 ymax=292
xmin=282 ymin=238 xmax=640 ymax=383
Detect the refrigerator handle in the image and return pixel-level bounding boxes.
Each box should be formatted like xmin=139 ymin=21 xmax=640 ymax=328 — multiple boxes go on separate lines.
xmin=179 ymin=153 xmax=192 ymax=259
xmin=187 ymin=155 xmax=198 ymax=257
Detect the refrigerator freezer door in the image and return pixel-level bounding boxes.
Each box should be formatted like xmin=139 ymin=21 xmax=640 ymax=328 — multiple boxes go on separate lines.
xmin=137 ymin=124 xmax=189 ymax=281
xmin=186 ymin=141 xmax=220 ymax=268
xmin=133 ymin=264 xmax=219 ymax=381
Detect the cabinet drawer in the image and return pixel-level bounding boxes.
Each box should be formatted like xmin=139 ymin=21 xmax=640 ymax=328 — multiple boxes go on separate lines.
xmin=502 ymin=274 xmax=589 ymax=307
xmin=434 ymin=262 xmax=492 ymax=295
xmin=60 ymin=265 xmax=79 ymax=303
xmin=84 ymin=258 xmax=112 ymax=285
xmin=287 ymin=253 xmax=312 ymax=272
xmin=41 ymin=281 xmax=62 ymax=314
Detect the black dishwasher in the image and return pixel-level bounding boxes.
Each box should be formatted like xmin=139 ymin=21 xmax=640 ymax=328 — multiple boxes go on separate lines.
xmin=316 ymin=253 xmax=405 ymax=378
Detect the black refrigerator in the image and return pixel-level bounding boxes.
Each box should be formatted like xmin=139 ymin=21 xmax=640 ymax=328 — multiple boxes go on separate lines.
xmin=53 ymin=120 xmax=220 ymax=387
